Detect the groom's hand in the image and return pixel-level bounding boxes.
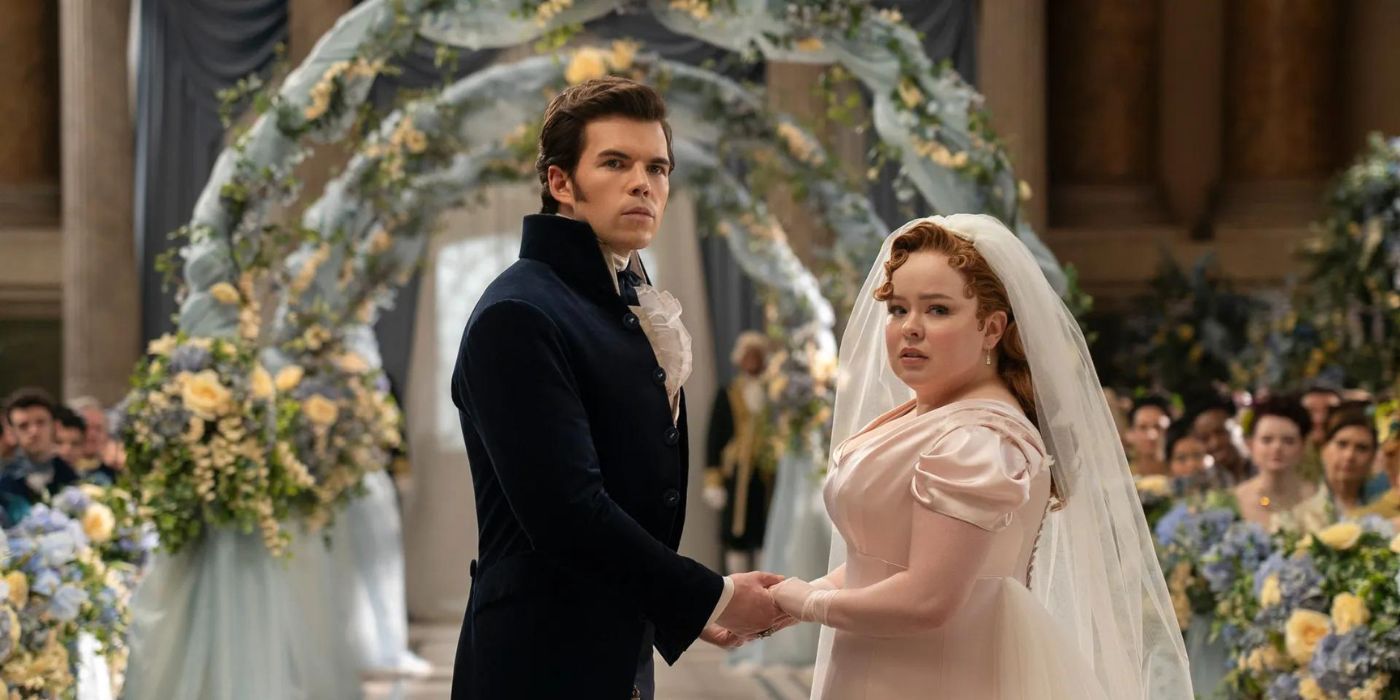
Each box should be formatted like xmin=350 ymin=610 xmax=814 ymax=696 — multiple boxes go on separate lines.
xmin=716 ymin=571 xmax=787 ymax=636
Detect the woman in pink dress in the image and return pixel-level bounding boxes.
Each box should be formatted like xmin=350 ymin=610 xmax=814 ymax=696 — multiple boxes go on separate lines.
xmin=770 ymin=215 xmax=1192 ymax=699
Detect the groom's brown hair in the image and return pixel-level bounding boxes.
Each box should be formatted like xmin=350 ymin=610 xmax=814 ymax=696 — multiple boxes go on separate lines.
xmin=535 ymin=77 xmax=675 ymax=215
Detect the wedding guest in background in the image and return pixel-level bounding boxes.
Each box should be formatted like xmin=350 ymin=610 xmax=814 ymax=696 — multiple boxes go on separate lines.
xmin=1231 ymin=397 xmax=1313 ymax=529
xmin=1300 ymin=387 xmax=1341 ymax=449
xmin=1164 ymin=420 xmax=1220 ymax=497
xmin=1276 ymin=406 xmax=1379 ymax=533
xmin=0 ymin=388 xmax=80 ymax=525
xmin=52 ymin=406 xmax=87 ymax=466
xmin=67 ymin=396 xmax=119 ymax=484
xmin=1190 ymin=393 xmax=1250 ymax=486
xmin=1126 ymin=395 xmax=1171 ymax=477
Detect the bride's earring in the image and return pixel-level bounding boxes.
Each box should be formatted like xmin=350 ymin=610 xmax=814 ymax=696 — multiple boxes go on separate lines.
xmin=985 ymin=350 xmax=992 ymax=366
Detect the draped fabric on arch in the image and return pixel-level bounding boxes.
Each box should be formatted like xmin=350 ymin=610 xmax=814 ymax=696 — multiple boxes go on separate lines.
xmin=134 ymin=0 xmax=976 ymax=391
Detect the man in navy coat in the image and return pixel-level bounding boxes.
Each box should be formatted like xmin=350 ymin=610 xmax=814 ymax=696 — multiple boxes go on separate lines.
xmin=451 ymin=77 xmax=789 ymax=699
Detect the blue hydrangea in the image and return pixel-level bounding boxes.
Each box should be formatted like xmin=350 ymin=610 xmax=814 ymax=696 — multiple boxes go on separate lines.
xmin=1309 ymin=630 xmax=1379 ymax=697
xmin=1355 ymin=514 xmax=1396 ymax=538
xmin=51 ymin=487 xmax=92 ymax=516
xmin=30 ymin=569 xmax=59 ymax=597
xmin=1201 ymin=521 xmax=1274 ymax=595
xmin=1155 ymin=502 xmax=1190 ymax=546
xmin=1265 ymin=672 xmax=1300 ymax=700
xmin=47 ymin=584 xmax=87 ymax=622
xmin=1254 ymin=552 xmax=1324 ymax=612
xmin=169 ymin=343 xmax=212 ymax=372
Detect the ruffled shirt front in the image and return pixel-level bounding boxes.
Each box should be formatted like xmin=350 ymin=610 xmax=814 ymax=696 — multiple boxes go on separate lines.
xmin=603 ymin=247 xmax=692 ymax=423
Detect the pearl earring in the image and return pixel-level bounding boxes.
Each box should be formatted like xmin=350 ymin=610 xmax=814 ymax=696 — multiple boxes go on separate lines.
xmin=985 ymin=350 xmax=992 ymax=366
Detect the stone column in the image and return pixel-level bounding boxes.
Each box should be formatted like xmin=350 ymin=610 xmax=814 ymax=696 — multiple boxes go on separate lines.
xmin=1047 ymin=0 xmax=1167 ymax=227
xmin=765 ymin=62 xmax=866 ymax=268
xmin=59 ymin=0 xmax=139 ymax=405
xmin=0 ymin=0 xmax=61 ymax=228
xmin=978 ymin=0 xmax=1048 ymax=234
xmin=1217 ymin=0 xmax=1341 ymax=225
xmin=288 ymin=0 xmax=355 ymax=211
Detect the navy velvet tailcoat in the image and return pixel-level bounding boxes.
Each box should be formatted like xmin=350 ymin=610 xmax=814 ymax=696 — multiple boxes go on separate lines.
xmin=450 ymin=214 xmax=724 ymax=699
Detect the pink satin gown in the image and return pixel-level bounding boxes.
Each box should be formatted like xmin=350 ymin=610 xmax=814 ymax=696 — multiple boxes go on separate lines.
xmin=813 ymin=399 xmax=1108 ymax=699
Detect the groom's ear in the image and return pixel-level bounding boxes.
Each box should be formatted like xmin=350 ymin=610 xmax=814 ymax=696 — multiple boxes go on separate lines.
xmin=981 ymin=309 xmax=1008 ymax=349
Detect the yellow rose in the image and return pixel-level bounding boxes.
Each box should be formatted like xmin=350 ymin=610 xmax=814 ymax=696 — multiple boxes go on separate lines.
xmin=1331 ymin=592 xmax=1370 ymax=634
xmin=1285 ymin=609 xmax=1331 ymax=665
xmin=1299 ymin=676 xmax=1326 ymax=700
xmin=795 ymin=37 xmax=824 ymax=52
xmin=208 ymin=282 xmax=240 ymax=305
xmin=1018 ymin=180 xmax=1033 ymax=202
xmin=146 ymin=334 xmax=178 ymax=357
xmin=250 ymin=365 xmax=275 ymax=400
xmin=5 ymin=572 xmax=28 ymax=606
xmin=1259 ymin=574 xmax=1282 ymax=608
xmin=275 ymin=365 xmax=305 ymax=392
xmin=333 ymin=352 xmax=369 ymax=374
xmin=1316 ymin=522 xmax=1362 ymax=550
xmin=565 ymin=47 xmax=608 ymax=85
xmin=367 ymin=228 xmax=392 ymax=255
xmin=608 ymin=40 xmax=639 ymax=70
xmin=82 ymin=503 xmax=116 ymax=543
xmin=897 ymin=79 xmax=924 ymax=110
xmin=1135 ymin=475 xmax=1171 ymax=499
xmin=179 ymin=370 xmax=233 ymax=420
xmin=303 ymin=395 xmax=339 ymax=426
xmin=1389 ymin=532 xmax=1400 ymax=554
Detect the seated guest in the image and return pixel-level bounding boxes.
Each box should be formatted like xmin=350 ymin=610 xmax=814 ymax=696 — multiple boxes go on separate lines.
xmin=53 ymin=406 xmax=86 ymax=465
xmin=1189 ymin=393 xmax=1250 ymax=486
xmin=68 ymin=395 xmax=120 ymax=483
xmin=1231 ymin=397 xmax=1314 ymax=529
xmin=1165 ymin=419 xmax=1222 ymax=497
xmin=1 ymin=388 xmax=80 ymax=525
xmin=1356 ymin=408 xmax=1399 ymax=524
xmin=1300 ymin=386 xmax=1341 ymax=450
xmin=1275 ymin=407 xmax=1378 ymax=534
xmin=1127 ymin=395 xmax=1172 ymax=477
xmin=0 ymin=414 xmax=16 ymax=463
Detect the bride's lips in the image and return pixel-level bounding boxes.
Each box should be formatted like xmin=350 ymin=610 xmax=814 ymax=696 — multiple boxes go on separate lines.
xmin=898 ymin=348 xmax=928 ymax=366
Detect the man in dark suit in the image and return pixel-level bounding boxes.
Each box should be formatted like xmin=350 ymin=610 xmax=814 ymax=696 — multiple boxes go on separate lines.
xmin=1 ymin=388 xmax=80 ymax=525
xmin=450 ymin=77 xmax=789 ymax=699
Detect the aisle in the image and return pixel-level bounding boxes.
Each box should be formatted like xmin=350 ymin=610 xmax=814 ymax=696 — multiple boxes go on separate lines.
xmin=362 ymin=623 xmax=812 ymax=699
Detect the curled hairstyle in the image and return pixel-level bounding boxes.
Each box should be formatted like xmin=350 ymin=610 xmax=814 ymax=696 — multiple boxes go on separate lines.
xmin=535 ymin=77 xmax=674 ymax=214
xmin=873 ymin=221 xmax=1035 ymax=421
xmin=874 ymin=221 xmax=1061 ymax=504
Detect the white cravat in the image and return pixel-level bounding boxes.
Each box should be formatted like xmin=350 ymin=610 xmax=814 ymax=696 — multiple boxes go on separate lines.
xmin=599 ymin=244 xmax=735 ymax=625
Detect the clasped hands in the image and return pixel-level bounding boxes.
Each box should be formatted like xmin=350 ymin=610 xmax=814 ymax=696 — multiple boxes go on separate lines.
xmin=700 ymin=572 xmax=831 ymax=650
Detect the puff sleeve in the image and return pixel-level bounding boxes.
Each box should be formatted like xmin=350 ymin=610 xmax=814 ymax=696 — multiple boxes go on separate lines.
xmin=911 ymin=424 xmax=1039 ymax=532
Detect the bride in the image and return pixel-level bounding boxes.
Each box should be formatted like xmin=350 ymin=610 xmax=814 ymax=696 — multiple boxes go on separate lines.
xmin=769 ymin=214 xmax=1192 ymax=698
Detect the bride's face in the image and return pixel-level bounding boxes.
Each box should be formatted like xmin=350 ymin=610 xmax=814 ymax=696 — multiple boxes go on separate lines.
xmin=882 ymin=251 xmax=1003 ymax=400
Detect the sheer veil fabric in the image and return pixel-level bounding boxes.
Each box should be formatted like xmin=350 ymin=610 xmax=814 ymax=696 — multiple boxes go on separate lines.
xmin=812 ymin=214 xmax=1192 ymax=699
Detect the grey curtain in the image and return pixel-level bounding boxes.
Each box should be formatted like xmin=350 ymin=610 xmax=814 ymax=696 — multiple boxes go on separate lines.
xmin=134 ymin=0 xmax=288 ymax=343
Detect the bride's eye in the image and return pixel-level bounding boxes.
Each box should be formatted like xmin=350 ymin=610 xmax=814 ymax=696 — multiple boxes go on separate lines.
xmin=928 ymin=305 xmax=950 ymax=316
xmin=886 ymin=304 xmax=906 ymax=317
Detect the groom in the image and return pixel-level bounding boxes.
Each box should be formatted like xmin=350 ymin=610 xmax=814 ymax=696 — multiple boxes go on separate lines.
xmin=450 ymin=77 xmax=788 ymax=699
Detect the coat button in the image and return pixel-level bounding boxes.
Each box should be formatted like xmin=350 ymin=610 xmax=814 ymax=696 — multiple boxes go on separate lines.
xmin=622 ymin=312 xmax=641 ymax=330
xmin=663 ymin=426 xmax=680 ymax=445
xmin=662 ymin=489 xmax=680 ymax=507
xmin=652 ymin=367 xmax=667 ymax=385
